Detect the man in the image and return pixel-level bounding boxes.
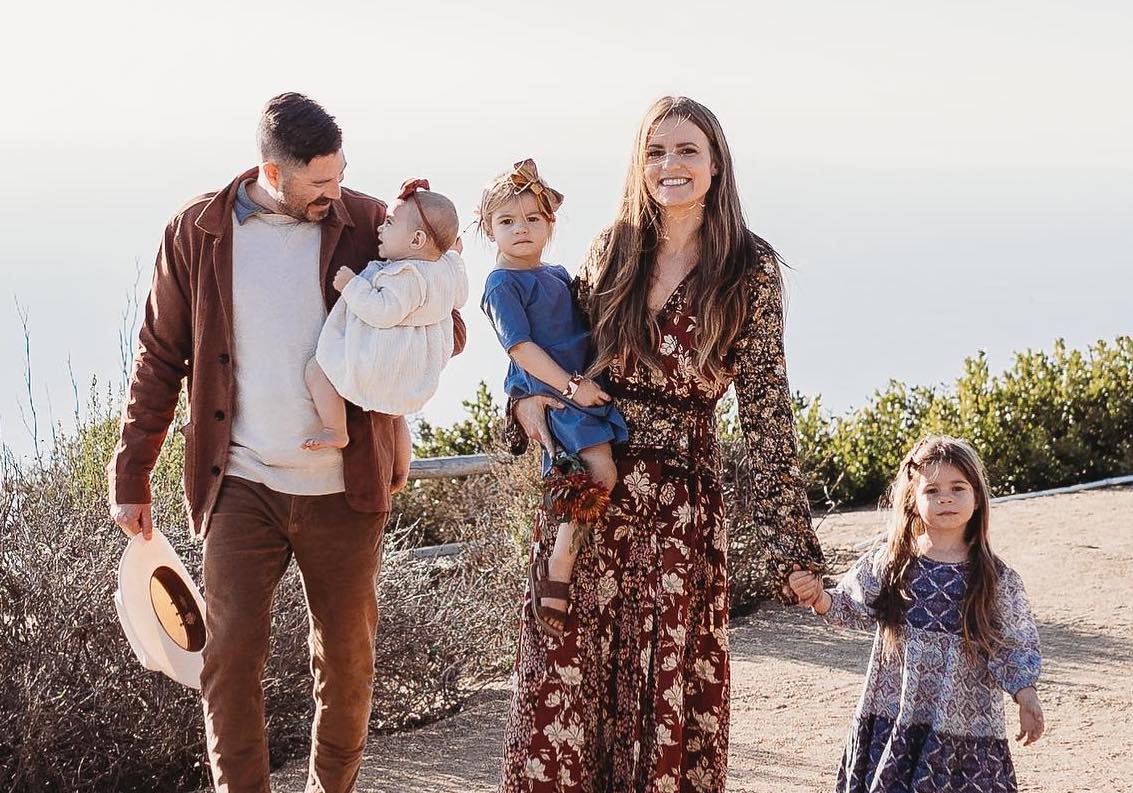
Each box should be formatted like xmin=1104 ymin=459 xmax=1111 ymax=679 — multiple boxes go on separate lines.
xmin=107 ymin=92 xmax=465 ymax=793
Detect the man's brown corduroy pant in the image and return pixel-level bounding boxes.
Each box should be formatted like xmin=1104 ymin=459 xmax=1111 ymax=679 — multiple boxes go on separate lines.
xmin=200 ymin=476 xmax=386 ymax=793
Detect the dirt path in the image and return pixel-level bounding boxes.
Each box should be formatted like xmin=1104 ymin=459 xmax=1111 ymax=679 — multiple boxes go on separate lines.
xmin=272 ymin=487 xmax=1133 ymax=792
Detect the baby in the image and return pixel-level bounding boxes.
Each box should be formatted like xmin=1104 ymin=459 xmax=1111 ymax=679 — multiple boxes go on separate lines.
xmin=303 ymin=179 xmax=468 ymax=451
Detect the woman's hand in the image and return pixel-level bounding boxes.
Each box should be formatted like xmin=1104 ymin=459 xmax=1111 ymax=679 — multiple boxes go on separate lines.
xmin=572 ymin=378 xmax=611 ymax=408
xmin=333 ymin=266 xmax=355 ymax=293
xmin=1014 ymin=687 xmax=1045 ymax=745
xmin=513 ymin=395 xmax=564 ymax=455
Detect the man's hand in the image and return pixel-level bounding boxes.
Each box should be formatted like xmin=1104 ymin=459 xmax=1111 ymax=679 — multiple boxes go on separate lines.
xmin=110 ymin=503 xmax=154 ymax=540
xmin=514 ymin=395 xmax=564 ymax=456
xmin=572 ymin=378 xmax=611 ymax=408
xmin=333 ymin=266 xmax=356 ymax=293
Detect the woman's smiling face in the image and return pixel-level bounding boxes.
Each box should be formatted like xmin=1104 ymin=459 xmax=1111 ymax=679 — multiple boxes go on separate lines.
xmin=642 ymin=115 xmax=717 ymax=210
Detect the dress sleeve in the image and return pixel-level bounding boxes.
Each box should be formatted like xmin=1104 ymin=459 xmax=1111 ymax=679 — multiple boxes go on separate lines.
xmin=341 ymin=264 xmax=426 ymax=328
xmin=822 ymin=549 xmax=882 ymax=631
xmin=987 ymin=566 xmax=1042 ymax=695
xmin=481 ymin=276 xmax=533 ymax=353
xmin=732 ymin=254 xmax=826 ymax=600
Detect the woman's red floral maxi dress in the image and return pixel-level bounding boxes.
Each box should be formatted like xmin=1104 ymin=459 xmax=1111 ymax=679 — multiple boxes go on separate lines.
xmin=501 ymin=236 xmax=825 ymax=793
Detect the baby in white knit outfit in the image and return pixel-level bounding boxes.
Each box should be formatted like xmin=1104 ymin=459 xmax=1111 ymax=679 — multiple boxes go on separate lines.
xmin=303 ymin=179 xmax=468 ymax=451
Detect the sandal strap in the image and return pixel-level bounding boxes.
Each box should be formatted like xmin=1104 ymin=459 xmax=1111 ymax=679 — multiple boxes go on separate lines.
xmin=533 ymin=578 xmax=571 ymax=600
xmin=538 ymin=605 xmax=568 ymax=623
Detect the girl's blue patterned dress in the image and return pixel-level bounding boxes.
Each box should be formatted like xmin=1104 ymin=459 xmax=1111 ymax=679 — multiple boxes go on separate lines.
xmin=823 ymin=549 xmax=1041 ymax=793
xmin=481 ymin=264 xmax=628 ymax=470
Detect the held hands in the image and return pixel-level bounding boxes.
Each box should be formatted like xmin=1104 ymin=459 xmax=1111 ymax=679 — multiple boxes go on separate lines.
xmin=110 ymin=503 xmax=154 ymax=541
xmin=571 ymin=378 xmax=612 ymax=408
xmin=787 ymin=565 xmax=829 ymax=612
xmin=333 ymin=266 xmax=356 ymax=293
xmin=1014 ymin=687 xmax=1045 ymax=745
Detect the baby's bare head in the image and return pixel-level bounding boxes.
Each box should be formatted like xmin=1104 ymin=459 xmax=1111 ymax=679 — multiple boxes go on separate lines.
xmin=380 ymin=188 xmax=460 ymax=261
xmin=406 ymin=190 xmax=459 ymax=253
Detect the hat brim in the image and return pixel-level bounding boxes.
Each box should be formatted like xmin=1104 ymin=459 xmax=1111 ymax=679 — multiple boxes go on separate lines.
xmin=115 ymin=528 xmax=205 ymax=689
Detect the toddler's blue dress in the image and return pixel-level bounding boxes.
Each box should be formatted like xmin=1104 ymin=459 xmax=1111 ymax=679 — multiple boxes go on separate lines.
xmin=481 ymin=264 xmax=628 ymax=471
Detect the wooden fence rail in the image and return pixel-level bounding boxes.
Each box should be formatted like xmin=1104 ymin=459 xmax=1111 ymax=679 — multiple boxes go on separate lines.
xmin=407 ymin=454 xmax=492 ymax=480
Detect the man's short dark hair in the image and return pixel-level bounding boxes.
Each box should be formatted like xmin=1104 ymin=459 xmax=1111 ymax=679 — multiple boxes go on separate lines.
xmin=257 ymin=93 xmax=343 ymax=166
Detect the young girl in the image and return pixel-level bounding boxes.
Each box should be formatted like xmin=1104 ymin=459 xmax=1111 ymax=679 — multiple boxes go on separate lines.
xmin=789 ymin=435 xmax=1045 ymax=793
xmin=479 ymin=159 xmax=628 ymax=639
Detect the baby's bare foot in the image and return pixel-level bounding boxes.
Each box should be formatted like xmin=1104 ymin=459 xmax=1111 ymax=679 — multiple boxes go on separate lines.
xmin=302 ymin=428 xmax=348 ymax=451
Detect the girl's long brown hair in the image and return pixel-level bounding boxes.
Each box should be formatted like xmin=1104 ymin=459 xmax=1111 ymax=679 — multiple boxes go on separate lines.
xmin=588 ymin=96 xmax=777 ymax=383
xmin=873 ymin=435 xmax=1003 ymax=660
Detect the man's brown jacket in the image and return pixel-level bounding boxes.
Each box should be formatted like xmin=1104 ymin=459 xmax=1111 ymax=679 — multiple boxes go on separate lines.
xmin=106 ymin=168 xmax=466 ymax=537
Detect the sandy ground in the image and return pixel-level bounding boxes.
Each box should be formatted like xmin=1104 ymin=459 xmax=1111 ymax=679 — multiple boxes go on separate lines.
xmin=270 ymin=487 xmax=1133 ymax=792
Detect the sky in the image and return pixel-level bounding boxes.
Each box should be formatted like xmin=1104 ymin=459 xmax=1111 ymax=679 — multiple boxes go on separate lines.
xmin=1 ymin=0 xmax=1130 ymax=461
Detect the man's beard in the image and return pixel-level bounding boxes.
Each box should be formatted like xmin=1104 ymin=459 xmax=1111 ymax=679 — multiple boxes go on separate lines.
xmin=277 ymin=183 xmax=332 ymax=222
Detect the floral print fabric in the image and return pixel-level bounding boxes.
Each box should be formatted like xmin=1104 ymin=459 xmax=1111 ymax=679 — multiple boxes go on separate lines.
xmin=501 ymin=233 xmax=825 ymax=792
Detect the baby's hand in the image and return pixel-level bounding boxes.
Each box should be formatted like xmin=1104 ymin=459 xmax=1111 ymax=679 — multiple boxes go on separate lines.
xmin=333 ymin=266 xmax=356 ymax=293
xmin=1014 ymin=687 xmax=1045 ymax=746
xmin=788 ymin=566 xmax=825 ymax=608
xmin=572 ymin=378 xmax=611 ymax=408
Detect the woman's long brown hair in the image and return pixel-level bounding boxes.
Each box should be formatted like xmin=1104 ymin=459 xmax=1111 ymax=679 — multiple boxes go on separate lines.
xmin=873 ymin=435 xmax=1003 ymax=660
xmin=587 ymin=96 xmax=777 ymax=383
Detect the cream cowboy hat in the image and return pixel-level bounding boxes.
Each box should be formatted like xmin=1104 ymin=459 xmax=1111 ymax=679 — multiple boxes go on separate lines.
xmin=113 ymin=528 xmax=206 ymax=689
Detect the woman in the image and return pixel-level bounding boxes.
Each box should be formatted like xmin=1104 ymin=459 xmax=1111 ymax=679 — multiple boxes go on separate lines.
xmin=501 ymin=96 xmax=825 ymax=792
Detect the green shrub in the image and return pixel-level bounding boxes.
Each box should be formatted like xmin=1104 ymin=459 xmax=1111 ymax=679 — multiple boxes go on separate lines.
xmin=808 ymin=337 xmax=1133 ymax=505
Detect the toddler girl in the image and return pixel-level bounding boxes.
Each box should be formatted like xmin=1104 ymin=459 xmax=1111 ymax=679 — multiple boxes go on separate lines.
xmin=789 ymin=435 xmax=1044 ymax=792
xmin=479 ymin=159 xmax=628 ymax=638
xmin=304 ymin=179 xmax=468 ymax=451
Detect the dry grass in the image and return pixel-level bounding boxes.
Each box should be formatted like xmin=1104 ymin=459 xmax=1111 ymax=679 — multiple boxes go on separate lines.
xmin=0 ymin=422 xmax=538 ymax=792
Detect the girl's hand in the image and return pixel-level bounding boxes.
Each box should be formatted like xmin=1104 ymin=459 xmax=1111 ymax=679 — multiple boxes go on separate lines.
xmin=333 ymin=266 xmax=356 ymax=293
xmin=572 ymin=378 xmax=611 ymax=407
xmin=788 ymin=566 xmax=825 ymax=609
xmin=1014 ymin=687 xmax=1045 ymax=745
xmin=514 ymin=395 xmax=564 ymax=455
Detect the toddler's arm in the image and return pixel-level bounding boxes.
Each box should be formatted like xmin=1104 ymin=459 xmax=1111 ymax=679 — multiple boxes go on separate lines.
xmin=340 ymin=265 xmax=426 ymax=329
xmin=509 ymin=343 xmax=610 ymax=408
xmin=482 ymin=276 xmax=608 ymax=407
